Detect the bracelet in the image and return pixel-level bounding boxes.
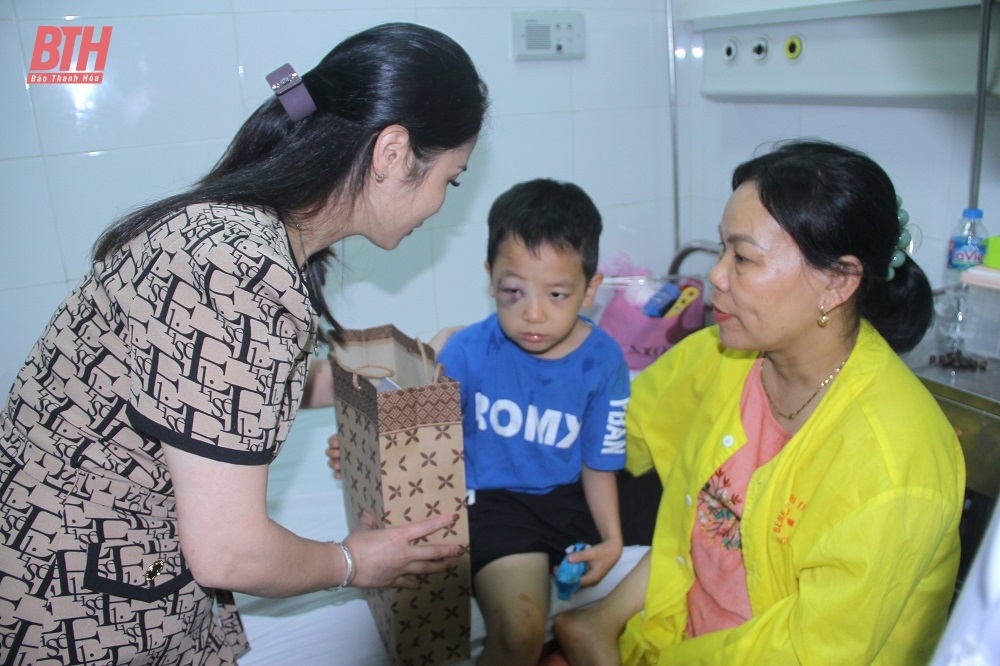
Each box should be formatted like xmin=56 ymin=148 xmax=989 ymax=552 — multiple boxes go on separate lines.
xmin=333 ymin=540 xmax=355 ymax=589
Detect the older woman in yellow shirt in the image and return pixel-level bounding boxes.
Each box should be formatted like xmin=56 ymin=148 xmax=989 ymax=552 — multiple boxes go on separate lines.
xmin=553 ymin=140 xmax=964 ymax=665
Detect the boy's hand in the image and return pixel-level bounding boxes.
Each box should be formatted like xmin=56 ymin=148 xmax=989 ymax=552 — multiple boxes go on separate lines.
xmin=563 ymin=538 xmax=623 ymax=588
xmin=326 ymin=434 xmax=342 ymax=479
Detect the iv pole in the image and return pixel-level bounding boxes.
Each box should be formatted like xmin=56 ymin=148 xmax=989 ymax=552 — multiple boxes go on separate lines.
xmin=969 ymin=0 xmax=994 ymax=209
xmin=665 ymin=0 xmax=682 ymax=253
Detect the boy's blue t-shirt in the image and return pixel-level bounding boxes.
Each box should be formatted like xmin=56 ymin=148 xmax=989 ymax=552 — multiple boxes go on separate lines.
xmin=437 ymin=313 xmax=629 ymax=494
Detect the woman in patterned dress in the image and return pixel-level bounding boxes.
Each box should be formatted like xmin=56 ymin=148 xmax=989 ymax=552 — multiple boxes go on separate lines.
xmin=0 ymin=22 xmax=488 ymax=665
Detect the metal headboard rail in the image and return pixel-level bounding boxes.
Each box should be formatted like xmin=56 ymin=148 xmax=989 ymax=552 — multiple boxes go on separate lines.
xmin=666 ymin=240 xmax=723 ymax=277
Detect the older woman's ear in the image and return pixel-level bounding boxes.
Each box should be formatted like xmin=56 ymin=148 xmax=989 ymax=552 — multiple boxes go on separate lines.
xmin=823 ymin=255 xmax=864 ymax=311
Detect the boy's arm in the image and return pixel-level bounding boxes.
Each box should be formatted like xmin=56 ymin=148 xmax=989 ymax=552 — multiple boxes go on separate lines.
xmin=428 ymin=325 xmax=466 ymax=355
xmin=575 ymin=466 xmax=624 ymax=587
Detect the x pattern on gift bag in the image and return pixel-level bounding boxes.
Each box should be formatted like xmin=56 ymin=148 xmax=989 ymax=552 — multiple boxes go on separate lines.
xmin=329 ymin=325 xmax=472 ymax=665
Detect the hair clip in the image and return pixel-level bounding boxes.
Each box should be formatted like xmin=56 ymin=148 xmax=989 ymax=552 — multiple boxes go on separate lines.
xmin=887 ymin=196 xmax=911 ymax=281
xmin=266 ymin=63 xmax=316 ymax=122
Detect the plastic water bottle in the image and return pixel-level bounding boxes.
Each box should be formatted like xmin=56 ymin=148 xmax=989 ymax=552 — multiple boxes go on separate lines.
xmin=554 ymin=543 xmax=588 ymax=601
xmin=948 ymin=208 xmax=989 ymax=272
xmin=939 ymin=208 xmax=989 ymax=353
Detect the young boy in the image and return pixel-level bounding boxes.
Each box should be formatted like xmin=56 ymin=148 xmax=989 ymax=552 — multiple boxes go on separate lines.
xmin=436 ymin=179 xmax=631 ymax=665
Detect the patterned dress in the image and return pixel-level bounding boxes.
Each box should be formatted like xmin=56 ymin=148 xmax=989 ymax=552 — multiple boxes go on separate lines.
xmin=0 ymin=203 xmax=316 ymax=665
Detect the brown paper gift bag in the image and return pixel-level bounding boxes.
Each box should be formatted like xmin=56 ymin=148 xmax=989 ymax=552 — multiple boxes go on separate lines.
xmin=330 ymin=325 xmax=471 ymax=666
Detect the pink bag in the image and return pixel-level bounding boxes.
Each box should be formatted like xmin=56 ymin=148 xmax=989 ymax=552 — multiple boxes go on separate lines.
xmin=598 ymin=277 xmax=706 ymax=371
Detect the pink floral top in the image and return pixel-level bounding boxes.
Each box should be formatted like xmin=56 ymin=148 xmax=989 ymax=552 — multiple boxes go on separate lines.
xmin=686 ymin=358 xmax=792 ymax=637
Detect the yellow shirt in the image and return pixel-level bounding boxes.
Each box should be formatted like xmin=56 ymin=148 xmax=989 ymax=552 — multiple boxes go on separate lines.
xmin=621 ymin=321 xmax=965 ymax=665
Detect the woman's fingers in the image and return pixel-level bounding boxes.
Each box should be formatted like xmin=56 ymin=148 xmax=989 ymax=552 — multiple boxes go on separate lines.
xmin=342 ymin=512 xmax=466 ymax=589
xmin=397 ymin=512 xmax=460 ymax=542
xmin=406 ymin=553 xmax=463 ymax=574
xmin=391 ymin=575 xmax=422 ymax=590
xmin=388 ymin=557 xmax=462 ymax=589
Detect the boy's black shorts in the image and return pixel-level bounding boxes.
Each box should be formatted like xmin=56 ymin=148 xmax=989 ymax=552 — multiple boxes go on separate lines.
xmin=467 ymin=469 xmax=662 ymax=577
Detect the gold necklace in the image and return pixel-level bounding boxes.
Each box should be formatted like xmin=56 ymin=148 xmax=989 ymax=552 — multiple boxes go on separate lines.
xmin=292 ymin=222 xmax=310 ymax=284
xmin=760 ymin=354 xmax=848 ymax=420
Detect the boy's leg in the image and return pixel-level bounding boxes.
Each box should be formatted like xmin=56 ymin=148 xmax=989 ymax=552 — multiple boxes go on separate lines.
xmin=552 ymin=549 xmax=651 ymax=666
xmin=474 ymin=552 xmax=552 ymax=666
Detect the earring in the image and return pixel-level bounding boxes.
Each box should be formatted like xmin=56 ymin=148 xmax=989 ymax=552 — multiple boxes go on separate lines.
xmin=818 ymin=306 xmax=830 ymax=328
xmin=374 ymin=171 xmax=385 ymax=183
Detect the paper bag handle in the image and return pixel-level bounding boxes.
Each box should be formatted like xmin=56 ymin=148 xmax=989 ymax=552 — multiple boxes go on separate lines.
xmin=346 ymin=364 xmax=394 ymax=390
xmin=330 ymin=335 xmax=446 ymax=391
xmin=344 ymin=363 xmax=445 ymax=390
xmin=415 ymin=337 xmax=431 ymax=384
xmin=414 ymin=337 xmax=449 ymax=384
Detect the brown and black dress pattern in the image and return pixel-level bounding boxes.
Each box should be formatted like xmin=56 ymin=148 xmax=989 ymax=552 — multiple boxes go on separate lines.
xmin=0 ymin=203 xmax=315 ymax=665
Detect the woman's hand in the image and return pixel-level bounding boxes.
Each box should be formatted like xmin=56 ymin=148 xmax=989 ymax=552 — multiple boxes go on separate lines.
xmin=326 ymin=434 xmax=342 ymax=479
xmin=328 ymin=439 xmax=465 ymax=587
xmin=344 ymin=511 xmax=466 ymax=589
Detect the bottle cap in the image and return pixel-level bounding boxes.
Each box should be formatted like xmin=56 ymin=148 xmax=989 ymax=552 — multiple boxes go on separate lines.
xmin=963 ymin=208 xmax=984 ymax=219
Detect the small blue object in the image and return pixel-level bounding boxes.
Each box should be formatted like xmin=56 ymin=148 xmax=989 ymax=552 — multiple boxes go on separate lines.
xmin=642 ymin=282 xmax=681 ymax=317
xmin=554 ymin=543 xmax=589 ymax=601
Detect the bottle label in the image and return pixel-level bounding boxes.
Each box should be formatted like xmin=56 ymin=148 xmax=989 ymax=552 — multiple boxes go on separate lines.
xmin=948 ymin=236 xmax=987 ymax=271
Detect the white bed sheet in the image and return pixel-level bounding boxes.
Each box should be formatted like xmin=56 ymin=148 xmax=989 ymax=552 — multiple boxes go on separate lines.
xmin=234 ymin=408 xmax=648 ymax=665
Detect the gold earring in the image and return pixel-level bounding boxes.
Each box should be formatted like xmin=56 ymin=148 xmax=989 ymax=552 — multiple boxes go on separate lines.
xmin=374 ymin=171 xmax=385 ymax=183
xmin=818 ymin=307 xmax=830 ymax=328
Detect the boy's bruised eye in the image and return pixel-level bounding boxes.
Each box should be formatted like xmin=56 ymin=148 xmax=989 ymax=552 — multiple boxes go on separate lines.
xmin=497 ymin=287 xmax=522 ymax=305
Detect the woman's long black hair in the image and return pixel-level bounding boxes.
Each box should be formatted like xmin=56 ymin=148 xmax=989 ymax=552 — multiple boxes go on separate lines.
xmin=732 ymin=140 xmax=933 ymax=353
xmin=92 ymin=22 xmax=489 ymax=343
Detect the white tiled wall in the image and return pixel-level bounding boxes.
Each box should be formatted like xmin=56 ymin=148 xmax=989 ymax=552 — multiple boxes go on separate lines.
xmin=1 ymin=0 xmax=997 ymax=399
